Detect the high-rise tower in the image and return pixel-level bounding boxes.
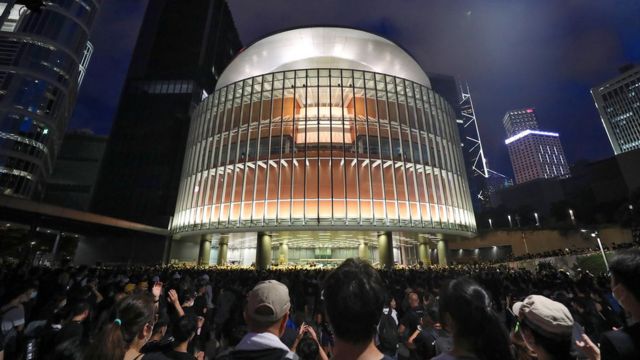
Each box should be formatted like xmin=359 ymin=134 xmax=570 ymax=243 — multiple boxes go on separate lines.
xmin=591 ymin=64 xmax=640 ymax=155
xmin=503 ymin=108 xmax=570 ymax=184
xmin=0 ymin=1 xmax=101 ymax=198
xmin=91 ymin=0 xmax=241 ymax=227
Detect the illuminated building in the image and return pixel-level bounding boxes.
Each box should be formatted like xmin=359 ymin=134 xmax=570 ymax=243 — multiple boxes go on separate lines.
xmin=591 ymin=64 xmax=640 ymax=155
xmin=0 ymin=1 xmax=100 ymax=198
xmin=503 ymin=108 xmax=570 ymax=184
xmin=170 ymin=27 xmax=476 ymax=268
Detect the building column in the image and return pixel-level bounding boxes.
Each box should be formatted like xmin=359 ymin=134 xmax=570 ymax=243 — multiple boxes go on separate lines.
xmin=198 ymin=234 xmax=212 ymax=266
xmin=378 ymin=232 xmax=394 ymax=269
xmin=437 ymin=239 xmax=448 ymax=266
xmin=256 ymin=232 xmax=272 ymax=270
xmin=162 ymin=235 xmax=174 ymax=265
xmin=217 ymin=236 xmax=228 ymax=265
xmin=278 ymin=240 xmax=289 ymax=265
xmin=358 ymin=240 xmax=369 ymax=261
xmin=418 ymin=238 xmax=431 ymax=266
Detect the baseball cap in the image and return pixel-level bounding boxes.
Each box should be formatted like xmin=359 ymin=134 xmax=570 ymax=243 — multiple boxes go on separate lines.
xmin=512 ymin=295 xmax=574 ymax=337
xmin=246 ymin=280 xmax=291 ymax=323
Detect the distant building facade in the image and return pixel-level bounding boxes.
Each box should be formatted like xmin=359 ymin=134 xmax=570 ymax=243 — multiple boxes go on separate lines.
xmin=503 ymin=108 xmax=570 ymax=184
xmin=503 ymin=108 xmax=539 ymax=137
xmin=44 ymin=130 xmax=106 ymax=211
xmin=591 ymin=64 xmax=640 ymax=155
xmin=0 ymin=1 xmax=101 ymax=198
xmin=91 ymin=0 xmax=242 ymax=227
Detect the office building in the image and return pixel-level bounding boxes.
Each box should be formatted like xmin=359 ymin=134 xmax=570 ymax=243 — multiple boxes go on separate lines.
xmin=170 ymin=27 xmax=476 ymax=268
xmin=503 ymin=108 xmax=539 ymax=137
xmin=91 ymin=0 xmax=241 ymax=227
xmin=591 ymin=64 xmax=640 ymax=155
xmin=0 ymin=0 xmax=101 ymax=198
xmin=504 ymin=108 xmax=570 ymax=184
xmin=44 ymin=130 xmax=106 ymax=211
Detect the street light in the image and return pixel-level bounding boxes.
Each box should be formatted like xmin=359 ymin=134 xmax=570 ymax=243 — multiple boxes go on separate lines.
xmin=534 ymin=212 xmax=540 ymax=227
xmin=569 ymin=208 xmax=576 ymax=225
xmin=581 ymin=229 xmax=609 ymax=271
xmin=488 ymin=218 xmax=493 ymax=229
xmin=507 ymin=214 xmax=513 ymax=228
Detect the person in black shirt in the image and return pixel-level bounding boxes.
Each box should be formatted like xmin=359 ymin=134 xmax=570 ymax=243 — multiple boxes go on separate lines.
xmin=147 ymin=315 xmax=203 ymax=360
xmin=54 ymin=302 xmax=89 ymax=347
xmin=577 ymin=249 xmax=640 ymax=360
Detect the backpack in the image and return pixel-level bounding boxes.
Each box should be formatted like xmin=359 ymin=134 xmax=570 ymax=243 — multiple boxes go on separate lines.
xmin=377 ymin=313 xmax=399 ymax=352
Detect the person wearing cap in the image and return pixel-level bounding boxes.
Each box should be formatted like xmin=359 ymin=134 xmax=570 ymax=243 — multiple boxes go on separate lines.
xmin=219 ymin=280 xmax=298 ymax=360
xmin=513 ymin=294 xmax=575 ymax=360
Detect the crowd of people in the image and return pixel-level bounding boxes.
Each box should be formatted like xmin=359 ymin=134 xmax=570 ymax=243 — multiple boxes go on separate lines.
xmin=0 ymin=247 xmax=638 ymax=360
xmin=505 ymin=240 xmax=639 ymax=262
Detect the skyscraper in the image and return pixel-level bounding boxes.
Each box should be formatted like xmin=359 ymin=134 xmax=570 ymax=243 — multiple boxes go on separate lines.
xmin=502 ymin=108 xmax=539 ymax=137
xmin=91 ymin=0 xmax=241 ymax=228
xmin=591 ymin=64 xmax=640 ymax=155
xmin=503 ymin=108 xmax=570 ymax=184
xmin=0 ymin=1 xmax=101 ymax=198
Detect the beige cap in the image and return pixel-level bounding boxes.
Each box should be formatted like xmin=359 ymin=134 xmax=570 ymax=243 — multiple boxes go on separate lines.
xmin=247 ymin=280 xmax=291 ymax=323
xmin=513 ymin=295 xmax=574 ymax=337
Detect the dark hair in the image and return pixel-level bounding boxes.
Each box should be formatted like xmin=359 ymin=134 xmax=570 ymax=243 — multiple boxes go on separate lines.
xmin=323 ymin=258 xmax=385 ymax=344
xmin=610 ymin=248 xmax=640 ymax=302
xmin=296 ymin=336 xmax=320 ymax=360
xmin=85 ymin=293 xmax=156 ymax=360
xmin=439 ymin=278 xmax=512 ymax=360
xmin=70 ymin=301 xmax=90 ymax=317
xmin=520 ymin=320 xmax=572 ymax=360
xmin=152 ymin=316 xmax=169 ymax=336
xmin=52 ymin=338 xmax=86 ymax=360
xmin=173 ymin=315 xmax=197 ymax=343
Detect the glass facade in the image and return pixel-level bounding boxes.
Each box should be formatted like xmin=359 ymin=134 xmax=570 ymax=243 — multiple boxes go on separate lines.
xmin=0 ymin=0 xmax=101 ymax=198
xmin=172 ymin=68 xmax=476 ymax=234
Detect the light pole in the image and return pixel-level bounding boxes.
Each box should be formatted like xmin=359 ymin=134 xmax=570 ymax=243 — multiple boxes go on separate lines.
xmin=569 ymin=208 xmax=576 ymax=226
xmin=581 ymin=229 xmax=609 ymax=272
xmin=591 ymin=231 xmax=609 ymax=271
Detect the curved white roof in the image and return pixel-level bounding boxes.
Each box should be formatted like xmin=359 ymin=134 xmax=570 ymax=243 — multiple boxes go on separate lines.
xmin=215 ymin=27 xmax=430 ymax=90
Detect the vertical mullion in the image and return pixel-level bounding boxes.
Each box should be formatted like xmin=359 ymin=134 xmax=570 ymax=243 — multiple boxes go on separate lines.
xmin=372 ymin=73 xmax=389 ymax=224
xmin=275 ymin=73 xmax=286 ymax=224
xmin=210 ymin=87 xmax=229 ymax=228
xmin=206 ymin=90 xmax=223 ymax=230
xmin=349 ymin=71 xmax=362 ymax=224
xmin=250 ymin=77 xmax=265 ymax=225
xmin=424 ymin=88 xmax=441 ymax=228
xmin=404 ymin=80 xmax=424 ymax=227
xmin=362 ymin=74 xmax=375 ymax=225
xmin=383 ymin=75 xmax=400 ymax=225
xmin=226 ymin=82 xmax=247 ymax=226
xmin=239 ymin=77 xmax=256 ymax=225
xmin=393 ymin=77 xmax=412 ymax=225
xmin=262 ymin=75 xmax=275 ymax=224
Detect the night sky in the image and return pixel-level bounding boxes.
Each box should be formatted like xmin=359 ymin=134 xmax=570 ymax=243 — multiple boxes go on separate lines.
xmin=70 ymin=0 xmax=640 ymax=179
